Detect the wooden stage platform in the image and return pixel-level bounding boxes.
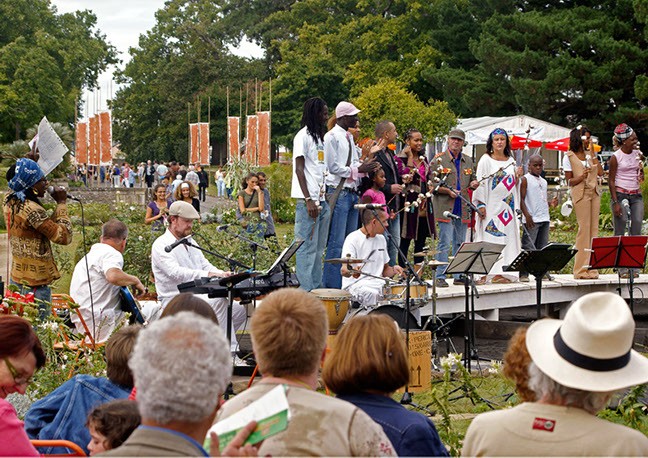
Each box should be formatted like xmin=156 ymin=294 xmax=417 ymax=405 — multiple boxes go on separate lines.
xmin=417 ymin=274 xmax=648 ymax=320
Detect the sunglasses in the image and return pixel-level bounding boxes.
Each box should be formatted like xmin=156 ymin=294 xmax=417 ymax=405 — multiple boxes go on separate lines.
xmin=4 ymin=357 xmax=32 ymax=386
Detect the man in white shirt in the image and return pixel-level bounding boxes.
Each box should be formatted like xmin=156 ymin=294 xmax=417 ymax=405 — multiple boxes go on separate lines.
xmin=323 ymin=101 xmax=379 ymax=289
xmin=70 ymin=219 xmax=145 ymax=343
xmin=151 ymin=201 xmax=246 ymax=352
xmin=291 ymin=97 xmax=331 ymax=291
xmin=185 ymin=165 xmax=200 ymax=188
xmin=341 ymin=209 xmax=404 ymax=307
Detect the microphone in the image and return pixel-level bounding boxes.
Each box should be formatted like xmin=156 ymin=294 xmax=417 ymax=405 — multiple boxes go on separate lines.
xmin=353 ymin=203 xmax=387 ymax=210
xmin=621 ymin=199 xmax=631 ymax=217
xmin=216 ymin=224 xmax=231 ymax=232
xmin=47 ymin=186 xmax=80 ymax=201
xmin=443 ymin=211 xmax=460 ymax=220
xmin=164 ymin=235 xmax=191 ymax=253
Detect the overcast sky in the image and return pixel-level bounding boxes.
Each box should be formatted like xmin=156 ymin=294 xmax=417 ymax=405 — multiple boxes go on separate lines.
xmin=49 ymin=0 xmax=263 ymax=117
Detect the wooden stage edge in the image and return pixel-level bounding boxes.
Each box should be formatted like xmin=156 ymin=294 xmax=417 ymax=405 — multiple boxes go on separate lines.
xmin=418 ymin=273 xmax=648 ymax=320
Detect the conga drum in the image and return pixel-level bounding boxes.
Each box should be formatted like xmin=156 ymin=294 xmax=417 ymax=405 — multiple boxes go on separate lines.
xmin=310 ymin=288 xmax=351 ymax=333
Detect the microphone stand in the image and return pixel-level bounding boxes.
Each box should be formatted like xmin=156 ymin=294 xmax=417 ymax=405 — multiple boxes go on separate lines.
xmin=181 ymin=239 xmax=251 ymax=272
xmin=368 ymin=208 xmax=434 ymax=415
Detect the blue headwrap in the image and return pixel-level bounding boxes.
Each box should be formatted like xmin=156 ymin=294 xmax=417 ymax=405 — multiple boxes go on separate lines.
xmin=8 ymin=158 xmax=45 ymax=202
xmin=490 ymin=128 xmax=508 ymax=139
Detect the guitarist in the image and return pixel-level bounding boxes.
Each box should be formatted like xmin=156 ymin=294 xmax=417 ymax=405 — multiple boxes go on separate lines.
xmin=70 ymin=219 xmax=146 ymax=343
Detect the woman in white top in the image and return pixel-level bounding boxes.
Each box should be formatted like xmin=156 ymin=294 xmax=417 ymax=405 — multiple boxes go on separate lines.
xmin=473 ymin=128 xmax=523 ymax=284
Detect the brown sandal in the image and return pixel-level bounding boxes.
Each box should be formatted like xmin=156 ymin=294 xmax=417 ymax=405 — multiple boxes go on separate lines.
xmin=492 ymin=275 xmax=512 ymax=284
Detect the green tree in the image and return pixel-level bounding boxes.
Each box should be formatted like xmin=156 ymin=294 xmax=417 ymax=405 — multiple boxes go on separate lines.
xmin=0 ymin=0 xmax=117 ymax=142
xmin=353 ymin=79 xmax=456 ymax=141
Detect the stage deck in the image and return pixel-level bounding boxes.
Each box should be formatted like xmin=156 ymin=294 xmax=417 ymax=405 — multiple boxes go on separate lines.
xmin=418 ymin=274 xmax=648 ymax=319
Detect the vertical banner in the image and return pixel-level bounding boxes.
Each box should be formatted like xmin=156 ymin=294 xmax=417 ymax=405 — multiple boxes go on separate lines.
xmin=199 ymin=122 xmax=209 ymax=164
xmin=98 ymin=111 xmax=112 ymax=164
xmin=257 ymin=111 xmax=271 ymax=166
xmin=88 ymin=115 xmax=99 ymax=166
xmin=75 ymin=122 xmax=88 ymax=164
xmin=189 ymin=123 xmax=199 ymax=164
xmin=245 ymin=115 xmax=258 ymax=165
xmin=227 ymin=117 xmax=240 ymax=161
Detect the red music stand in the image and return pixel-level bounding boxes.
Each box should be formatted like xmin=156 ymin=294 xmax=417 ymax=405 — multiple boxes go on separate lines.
xmin=590 ymin=236 xmax=648 ymax=312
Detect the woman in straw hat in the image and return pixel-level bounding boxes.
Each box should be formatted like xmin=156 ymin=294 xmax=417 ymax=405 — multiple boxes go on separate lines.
xmin=462 ymin=292 xmax=648 ymax=456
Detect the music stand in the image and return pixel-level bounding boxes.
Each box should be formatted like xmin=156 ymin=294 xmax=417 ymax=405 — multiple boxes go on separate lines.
xmin=445 ymin=242 xmax=503 ymax=370
xmin=590 ymin=236 xmax=648 ymax=313
xmin=505 ymin=243 xmax=576 ymax=319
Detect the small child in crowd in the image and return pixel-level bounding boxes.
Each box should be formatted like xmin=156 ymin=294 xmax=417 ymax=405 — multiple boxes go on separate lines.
xmin=86 ymin=400 xmax=141 ymax=456
xmin=360 ymin=167 xmax=387 ymax=206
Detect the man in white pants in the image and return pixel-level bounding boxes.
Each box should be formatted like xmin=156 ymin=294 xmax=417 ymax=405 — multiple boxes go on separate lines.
xmin=151 ymin=201 xmax=246 ymax=353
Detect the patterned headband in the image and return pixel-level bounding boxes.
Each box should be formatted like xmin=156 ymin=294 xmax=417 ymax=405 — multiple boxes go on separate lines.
xmin=490 ymin=128 xmax=508 ymax=139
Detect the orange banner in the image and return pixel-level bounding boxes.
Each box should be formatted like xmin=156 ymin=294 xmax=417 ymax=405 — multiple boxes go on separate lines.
xmin=75 ymin=122 xmax=88 ymax=164
xmin=257 ymin=111 xmax=271 ymax=166
xmin=199 ymin=122 xmax=209 ymax=164
xmin=190 ymin=123 xmax=199 ymax=164
xmin=227 ymin=117 xmax=240 ymax=161
xmin=88 ymin=116 xmax=98 ymax=166
xmin=99 ymin=111 xmax=112 ymax=164
xmin=246 ymin=115 xmax=258 ymax=165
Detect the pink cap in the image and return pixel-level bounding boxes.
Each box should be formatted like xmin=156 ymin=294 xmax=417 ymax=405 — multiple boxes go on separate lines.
xmin=335 ymin=101 xmax=360 ymax=118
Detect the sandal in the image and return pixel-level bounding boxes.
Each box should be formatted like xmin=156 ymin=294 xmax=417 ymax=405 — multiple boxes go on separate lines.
xmin=492 ymin=275 xmax=512 ymax=284
xmin=475 ymin=277 xmax=487 ymax=285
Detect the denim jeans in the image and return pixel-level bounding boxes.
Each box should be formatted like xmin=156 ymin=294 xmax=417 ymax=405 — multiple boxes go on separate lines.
xmin=295 ymin=199 xmax=330 ymax=291
xmin=435 ymin=220 xmax=467 ymax=279
xmin=386 ymin=213 xmax=401 ymax=267
xmin=10 ymin=280 xmax=52 ymax=320
xmin=323 ymin=188 xmax=359 ymax=288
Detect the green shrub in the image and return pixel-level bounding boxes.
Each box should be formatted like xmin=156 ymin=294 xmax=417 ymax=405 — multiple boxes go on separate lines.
xmin=263 ymin=162 xmax=295 ymax=223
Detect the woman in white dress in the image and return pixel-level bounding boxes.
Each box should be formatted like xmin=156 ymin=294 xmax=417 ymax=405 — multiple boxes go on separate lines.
xmin=472 ymin=128 xmax=523 ymax=283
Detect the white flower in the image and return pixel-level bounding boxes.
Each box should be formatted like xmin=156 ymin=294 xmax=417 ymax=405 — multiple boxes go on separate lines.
xmin=138 ymin=235 xmax=144 ymax=241
xmin=129 ymin=206 xmax=135 ymax=211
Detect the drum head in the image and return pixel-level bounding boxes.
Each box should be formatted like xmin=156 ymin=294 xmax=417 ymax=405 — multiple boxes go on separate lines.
xmin=368 ymin=305 xmax=420 ymax=330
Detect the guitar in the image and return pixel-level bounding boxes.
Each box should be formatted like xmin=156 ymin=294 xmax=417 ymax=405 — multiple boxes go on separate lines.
xmin=118 ymin=286 xmax=147 ymax=325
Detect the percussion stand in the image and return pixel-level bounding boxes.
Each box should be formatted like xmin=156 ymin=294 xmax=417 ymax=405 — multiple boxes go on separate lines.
xmin=421 ymin=261 xmax=448 ymax=367
xmin=368 ymin=209 xmax=433 ymax=414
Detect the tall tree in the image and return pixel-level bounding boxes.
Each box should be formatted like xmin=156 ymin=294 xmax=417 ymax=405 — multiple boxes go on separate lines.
xmin=0 ymin=0 xmax=117 ymax=142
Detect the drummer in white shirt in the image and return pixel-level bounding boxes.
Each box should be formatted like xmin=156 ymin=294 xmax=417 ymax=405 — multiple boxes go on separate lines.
xmin=340 ymin=209 xmax=404 ymax=307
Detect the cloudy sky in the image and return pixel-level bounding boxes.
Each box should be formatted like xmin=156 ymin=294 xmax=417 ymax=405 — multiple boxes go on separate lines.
xmin=49 ymin=0 xmax=262 ymax=117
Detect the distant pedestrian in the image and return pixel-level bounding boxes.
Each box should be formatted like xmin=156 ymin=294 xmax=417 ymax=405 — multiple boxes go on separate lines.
xmin=215 ymin=167 xmax=225 ymax=197
xmin=197 ymin=165 xmax=209 ymax=202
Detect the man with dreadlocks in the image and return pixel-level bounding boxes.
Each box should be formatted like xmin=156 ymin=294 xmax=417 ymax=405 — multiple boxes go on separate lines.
xmin=3 ymin=158 xmax=72 ymax=318
xmin=291 ymin=97 xmax=331 ymax=291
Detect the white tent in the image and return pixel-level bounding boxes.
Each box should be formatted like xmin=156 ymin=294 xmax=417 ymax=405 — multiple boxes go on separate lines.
xmin=455 ymin=115 xmax=570 ymax=145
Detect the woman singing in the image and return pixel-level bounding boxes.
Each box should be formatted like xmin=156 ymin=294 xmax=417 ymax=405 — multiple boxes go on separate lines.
xmin=564 ymin=127 xmax=603 ymax=279
xmin=396 ymin=129 xmax=435 ymax=271
xmin=472 ymin=128 xmax=522 ymax=284
xmin=608 ymin=123 xmax=643 ymax=278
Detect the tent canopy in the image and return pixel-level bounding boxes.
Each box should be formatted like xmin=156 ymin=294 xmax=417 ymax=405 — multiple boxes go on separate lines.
xmin=455 ymin=115 xmax=571 ymax=145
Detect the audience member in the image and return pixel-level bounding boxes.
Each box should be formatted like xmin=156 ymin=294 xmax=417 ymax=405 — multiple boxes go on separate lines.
xmin=323 ymin=314 xmax=448 ymax=456
xmin=173 ymin=181 xmax=201 ymax=213
xmin=0 ymin=315 xmax=46 ymax=457
xmin=171 ymin=174 xmax=184 ymax=195
xmin=102 ymin=312 xmax=258 ymax=456
xmin=215 ymin=167 xmax=226 ymax=197
xmin=502 ymin=327 xmax=536 ymax=402
xmin=197 ymin=165 xmax=209 ymax=202
xmin=159 ymin=293 xmax=218 ymax=323
xmin=25 ymin=326 xmax=141 ymax=455
xmin=237 ymin=173 xmax=265 ymax=236
xmin=256 ymin=171 xmax=276 ymax=238
xmin=86 ymin=399 xmax=141 ymax=456
xmin=144 ymin=184 xmax=172 ymax=231
xmin=217 ymin=288 xmax=396 ymax=456
xmin=185 ymin=165 xmax=200 ymax=189
xmin=462 ymin=292 xmax=648 ymax=456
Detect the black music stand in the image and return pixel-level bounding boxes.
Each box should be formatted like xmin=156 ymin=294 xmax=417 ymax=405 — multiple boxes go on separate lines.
xmin=505 ymin=243 xmax=576 ymax=319
xmin=590 ymin=236 xmax=648 ymax=313
xmin=445 ymin=242 xmax=503 ymax=370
